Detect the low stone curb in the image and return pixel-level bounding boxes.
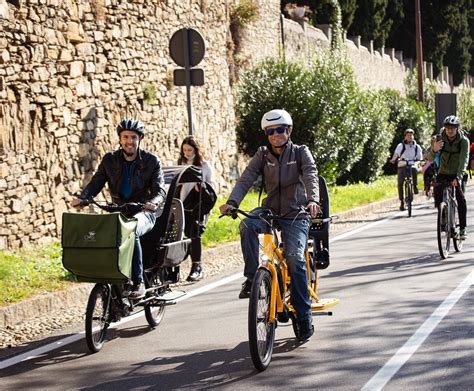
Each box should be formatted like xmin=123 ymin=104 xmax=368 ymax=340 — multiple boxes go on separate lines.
xmin=0 ymin=196 xmax=402 ymax=330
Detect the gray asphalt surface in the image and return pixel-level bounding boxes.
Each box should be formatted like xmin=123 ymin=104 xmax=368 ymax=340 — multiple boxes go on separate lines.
xmin=1 ymin=190 xmax=472 ymax=390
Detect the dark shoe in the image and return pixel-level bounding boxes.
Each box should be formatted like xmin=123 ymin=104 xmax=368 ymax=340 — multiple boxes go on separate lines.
xmin=187 ymin=263 xmax=203 ymax=282
xmin=459 ymin=228 xmax=467 ymax=240
xmin=129 ymin=282 xmax=145 ymax=299
xmin=399 ymin=202 xmax=405 ymax=211
xmin=297 ymin=318 xmax=314 ymax=341
xmin=239 ymin=280 xmax=252 ymax=299
xmin=414 ymin=187 xmax=419 ymax=195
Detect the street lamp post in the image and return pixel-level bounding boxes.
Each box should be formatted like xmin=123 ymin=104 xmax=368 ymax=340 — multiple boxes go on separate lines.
xmin=415 ymin=0 xmax=424 ymax=102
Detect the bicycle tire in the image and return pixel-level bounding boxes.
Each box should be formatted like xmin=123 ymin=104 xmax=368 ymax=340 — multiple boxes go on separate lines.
xmin=437 ymin=202 xmax=450 ymax=259
xmin=248 ymin=268 xmax=275 ymax=372
xmin=406 ymin=182 xmax=412 ymax=217
xmin=452 ymin=204 xmax=463 ymax=253
xmin=145 ymin=301 xmax=166 ymax=327
xmin=85 ymin=284 xmax=110 ymax=353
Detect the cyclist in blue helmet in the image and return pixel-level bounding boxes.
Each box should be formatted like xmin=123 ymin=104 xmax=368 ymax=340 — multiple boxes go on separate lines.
xmin=72 ymin=118 xmax=166 ymax=298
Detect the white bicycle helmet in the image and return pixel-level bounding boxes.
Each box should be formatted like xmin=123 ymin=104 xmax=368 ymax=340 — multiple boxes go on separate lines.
xmin=261 ymin=109 xmax=293 ymax=130
xmin=404 ymin=128 xmax=415 ymax=135
xmin=443 ymin=115 xmax=460 ymax=127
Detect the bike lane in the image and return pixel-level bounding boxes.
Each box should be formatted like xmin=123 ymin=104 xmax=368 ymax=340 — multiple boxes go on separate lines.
xmin=0 ymin=189 xmax=472 ymax=390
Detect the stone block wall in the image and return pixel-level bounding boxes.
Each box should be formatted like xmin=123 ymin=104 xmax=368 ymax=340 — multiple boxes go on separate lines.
xmin=0 ymin=0 xmax=248 ymax=249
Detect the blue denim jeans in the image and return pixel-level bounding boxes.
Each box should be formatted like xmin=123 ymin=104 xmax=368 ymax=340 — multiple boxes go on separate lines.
xmin=131 ymin=211 xmax=156 ymax=284
xmin=239 ymin=207 xmax=312 ymax=322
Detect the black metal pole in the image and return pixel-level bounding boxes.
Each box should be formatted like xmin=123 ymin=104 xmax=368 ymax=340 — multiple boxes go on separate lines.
xmin=415 ymin=0 xmax=424 ymax=102
xmin=184 ymin=28 xmax=194 ymax=135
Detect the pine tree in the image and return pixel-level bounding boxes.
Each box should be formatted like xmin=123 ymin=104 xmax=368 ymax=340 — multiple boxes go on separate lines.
xmin=348 ymin=0 xmax=389 ymax=48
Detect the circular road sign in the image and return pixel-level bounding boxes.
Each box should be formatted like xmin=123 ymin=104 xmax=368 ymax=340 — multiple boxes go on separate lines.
xmin=169 ymin=28 xmax=206 ymax=67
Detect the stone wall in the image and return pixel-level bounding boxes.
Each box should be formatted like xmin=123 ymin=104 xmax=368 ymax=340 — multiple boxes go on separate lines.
xmin=0 ymin=0 xmax=250 ymax=249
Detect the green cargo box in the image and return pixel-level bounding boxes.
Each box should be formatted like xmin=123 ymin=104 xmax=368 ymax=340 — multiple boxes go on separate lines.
xmin=62 ymin=212 xmax=137 ymax=283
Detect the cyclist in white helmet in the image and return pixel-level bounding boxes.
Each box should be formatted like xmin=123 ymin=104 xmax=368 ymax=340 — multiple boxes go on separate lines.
xmin=219 ymin=109 xmax=320 ymax=341
xmin=431 ymin=115 xmax=469 ymax=239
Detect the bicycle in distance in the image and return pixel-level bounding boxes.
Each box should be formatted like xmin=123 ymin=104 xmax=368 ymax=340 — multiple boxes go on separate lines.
xmin=61 ymin=166 xmax=210 ymax=352
xmin=221 ymin=178 xmax=339 ymax=371
xmin=436 ymin=178 xmax=465 ymax=259
xmin=397 ymin=158 xmax=423 ymax=217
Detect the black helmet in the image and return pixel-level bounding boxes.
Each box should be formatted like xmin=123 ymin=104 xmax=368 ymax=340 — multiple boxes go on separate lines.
xmin=443 ymin=115 xmax=460 ymax=128
xmin=116 ymin=118 xmax=145 ymax=137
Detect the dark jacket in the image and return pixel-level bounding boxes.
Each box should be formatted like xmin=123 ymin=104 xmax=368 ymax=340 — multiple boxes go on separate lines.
xmin=227 ymin=141 xmax=319 ymax=217
xmin=79 ymin=149 xmax=166 ymax=206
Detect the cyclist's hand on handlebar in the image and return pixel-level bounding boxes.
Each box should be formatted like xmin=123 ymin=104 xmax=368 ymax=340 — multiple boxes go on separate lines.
xmin=71 ymin=198 xmax=86 ymax=209
xmin=219 ymin=203 xmax=234 ymax=216
xmin=144 ymin=202 xmax=157 ymax=212
xmin=306 ymin=201 xmax=320 ymax=218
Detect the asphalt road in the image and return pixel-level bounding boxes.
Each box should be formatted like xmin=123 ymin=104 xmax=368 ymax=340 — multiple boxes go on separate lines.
xmin=1 ymin=190 xmax=472 ymax=390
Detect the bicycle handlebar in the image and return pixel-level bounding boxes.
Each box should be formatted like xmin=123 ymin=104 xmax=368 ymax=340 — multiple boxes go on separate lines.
xmin=219 ymin=207 xmax=337 ymax=225
xmin=80 ymin=198 xmax=145 ymax=215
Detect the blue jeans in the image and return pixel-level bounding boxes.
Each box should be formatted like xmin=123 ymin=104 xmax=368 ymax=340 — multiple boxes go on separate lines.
xmin=239 ymin=207 xmax=312 ymax=322
xmin=131 ymin=211 xmax=156 ymax=284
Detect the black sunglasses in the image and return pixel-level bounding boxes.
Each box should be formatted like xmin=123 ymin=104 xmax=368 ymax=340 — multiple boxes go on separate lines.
xmin=265 ymin=126 xmax=288 ymax=136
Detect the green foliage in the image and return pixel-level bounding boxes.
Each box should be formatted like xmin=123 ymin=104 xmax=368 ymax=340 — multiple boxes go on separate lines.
xmin=230 ymin=0 xmax=259 ymax=29
xmin=348 ymin=0 xmax=389 ymax=48
xmin=0 ymin=243 xmax=74 ymax=307
xmin=458 ymin=87 xmax=474 ymax=133
xmin=339 ymin=91 xmax=396 ymax=183
xmin=404 ymin=68 xmax=437 ymax=111
xmin=142 ymin=82 xmax=157 ymax=104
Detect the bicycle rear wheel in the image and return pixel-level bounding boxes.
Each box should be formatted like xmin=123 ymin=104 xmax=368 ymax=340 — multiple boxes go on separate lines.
xmin=437 ymin=202 xmax=450 ymax=259
xmin=452 ymin=205 xmax=463 ymax=252
xmin=248 ymin=269 xmax=276 ymax=371
xmin=85 ymin=284 xmax=110 ymax=353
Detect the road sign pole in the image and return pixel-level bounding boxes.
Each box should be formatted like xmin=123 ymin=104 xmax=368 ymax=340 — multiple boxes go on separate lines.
xmin=184 ymin=29 xmax=194 ymax=135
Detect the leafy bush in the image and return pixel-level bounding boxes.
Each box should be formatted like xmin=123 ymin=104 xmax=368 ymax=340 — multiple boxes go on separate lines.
xmin=339 ymin=91 xmax=395 ymax=183
xmin=235 ymin=53 xmax=362 ymax=183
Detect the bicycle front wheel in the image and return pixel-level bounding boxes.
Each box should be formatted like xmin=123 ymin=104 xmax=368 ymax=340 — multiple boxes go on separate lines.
xmin=248 ymin=269 xmax=276 ymax=372
xmin=145 ymin=301 xmax=166 ymax=327
xmin=437 ymin=202 xmax=450 ymax=259
xmin=85 ymin=284 xmax=110 ymax=353
xmin=405 ymin=182 xmax=413 ymax=217
xmin=453 ymin=205 xmax=463 ymax=253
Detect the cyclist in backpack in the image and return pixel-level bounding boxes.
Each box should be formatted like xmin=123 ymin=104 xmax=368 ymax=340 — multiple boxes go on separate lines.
xmin=390 ymin=128 xmax=423 ymax=210
xmin=219 ymin=109 xmax=319 ymax=341
xmin=431 ymin=115 xmax=469 ymax=239
xmin=71 ymin=119 xmax=166 ymax=298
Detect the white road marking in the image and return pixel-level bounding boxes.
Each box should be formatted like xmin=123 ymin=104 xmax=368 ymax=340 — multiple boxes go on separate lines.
xmin=361 ymin=269 xmax=474 ymax=391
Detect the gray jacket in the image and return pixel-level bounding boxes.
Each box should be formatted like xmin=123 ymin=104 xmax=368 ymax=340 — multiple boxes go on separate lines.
xmin=227 ymin=141 xmax=319 ymax=216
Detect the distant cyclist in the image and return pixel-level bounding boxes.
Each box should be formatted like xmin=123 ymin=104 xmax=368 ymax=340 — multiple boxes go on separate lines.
xmin=390 ymin=128 xmax=423 ymax=210
xmin=219 ymin=109 xmax=320 ymax=341
xmin=71 ymin=119 xmax=166 ymax=298
xmin=431 ymin=115 xmax=469 ymax=239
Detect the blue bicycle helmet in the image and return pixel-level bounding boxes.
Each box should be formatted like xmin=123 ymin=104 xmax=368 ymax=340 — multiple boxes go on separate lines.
xmin=116 ymin=118 xmax=146 ymax=137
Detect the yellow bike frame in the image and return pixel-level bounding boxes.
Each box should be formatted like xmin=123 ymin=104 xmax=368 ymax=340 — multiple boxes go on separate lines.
xmin=261 ymin=230 xmax=339 ymax=324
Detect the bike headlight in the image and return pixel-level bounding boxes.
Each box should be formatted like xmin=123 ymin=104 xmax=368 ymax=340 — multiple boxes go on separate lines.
xmin=260 ymin=255 xmax=270 ymax=266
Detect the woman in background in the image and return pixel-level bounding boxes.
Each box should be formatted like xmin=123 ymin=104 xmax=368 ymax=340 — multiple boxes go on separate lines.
xmin=178 ymin=136 xmax=216 ymax=282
